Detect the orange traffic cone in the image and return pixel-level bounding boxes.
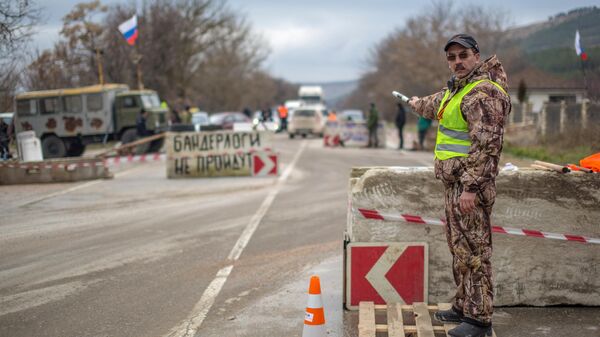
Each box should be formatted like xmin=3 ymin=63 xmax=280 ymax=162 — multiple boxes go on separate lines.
xmin=302 ymin=275 xmax=326 ymax=337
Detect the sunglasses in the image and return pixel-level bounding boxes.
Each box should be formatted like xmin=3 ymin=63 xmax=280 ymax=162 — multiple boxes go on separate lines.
xmin=446 ymin=51 xmax=473 ymax=62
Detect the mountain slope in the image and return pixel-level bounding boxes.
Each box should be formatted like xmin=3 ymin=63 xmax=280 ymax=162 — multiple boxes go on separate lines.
xmin=510 ymin=7 xmax=600 ymax=53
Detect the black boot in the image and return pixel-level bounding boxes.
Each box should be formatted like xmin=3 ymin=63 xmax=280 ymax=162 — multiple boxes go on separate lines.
xmin=434 ymin=306 xmax=463 ymax=323
xmin=448 ymin=321 xmax=492 ymax=337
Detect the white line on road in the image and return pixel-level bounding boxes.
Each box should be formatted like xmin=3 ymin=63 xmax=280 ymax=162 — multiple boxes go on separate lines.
xmin=17 ymin=165 xmax=148 ymax=208
xmin=166 ymin=140 xmax=308 ymax=337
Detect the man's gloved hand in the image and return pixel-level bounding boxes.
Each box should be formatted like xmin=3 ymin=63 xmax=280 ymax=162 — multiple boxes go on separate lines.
xmin=408 ymin=96 xmax=419 ymax=110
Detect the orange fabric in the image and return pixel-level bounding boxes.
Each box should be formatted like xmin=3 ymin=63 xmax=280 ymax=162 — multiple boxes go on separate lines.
xmin=580 ymin=152 xmax=600 ymax=172
xmin=308 ymin=275 xmax=321 ymax=294
xmin=278 ymin=105 xmax=288 ymax=118
xmin=328 ymin=113 xmax=337 ymax=121
xmin=304 ymin=307 xmax=325 ymax=325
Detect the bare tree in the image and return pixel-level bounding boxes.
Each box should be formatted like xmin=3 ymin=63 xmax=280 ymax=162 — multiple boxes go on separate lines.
xmin=60 ymin=0 xmax=108 ymax=85
xmin=344 ymin=1 xmax=513 ymax=121
xmin=24 ymin=0 xmax=296 ymax=112
xmin=0 ymin=0 xmax=37 ymax=53
xmin=0 ymin=0 xmax=39 ymax=111
xmin=24 ymin=0 xmax=107 ymax=89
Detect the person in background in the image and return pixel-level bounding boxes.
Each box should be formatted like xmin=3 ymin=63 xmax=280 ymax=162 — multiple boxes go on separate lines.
xmin=328 ymin=109 xmax=337 ymax=122
xmin=136 ymin=109 xmax=151 ymax=137
xmin=243 ymin=107 xmax=252 ymax=118
xmin=180 ymin=105 xmax=192 ymax=124
xmin=395 ymin=103 xmax=406 ymax=149
xmin=277 ymin=103 xmax=288 ymax=131
xmin=261 ymin=106 xmax=272 ymax=122
xmin=0 ymin=118 xmax=10 ymax=160
xmin=417 ymin=116 xmax=433 ymax=150
xmin=170 ymin=108 xmax=181 ymax=124
xmin=367 ymin=103 xmax=379 ymax=148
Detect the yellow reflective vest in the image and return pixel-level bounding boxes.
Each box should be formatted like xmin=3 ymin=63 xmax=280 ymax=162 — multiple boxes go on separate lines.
xmin=434 ymin=80 xmax=506 ymax=160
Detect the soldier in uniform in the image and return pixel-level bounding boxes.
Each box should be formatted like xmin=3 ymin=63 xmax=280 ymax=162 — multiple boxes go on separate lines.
xmin=408 ymin=34 xmax=511 ymax=337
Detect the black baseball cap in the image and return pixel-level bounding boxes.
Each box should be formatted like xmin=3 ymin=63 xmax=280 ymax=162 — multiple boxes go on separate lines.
xmin=444 ymin=34 xmax=479 ymax=53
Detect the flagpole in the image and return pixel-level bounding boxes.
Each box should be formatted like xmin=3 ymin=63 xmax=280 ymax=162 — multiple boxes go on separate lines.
xmin=579 ymin=58 xmax=589 ymax=99
xmin=135 ymin=11 xmax=143 ymax=90
xmin=575 ymin=29 xmax=589 ymax=99
xmin=118 ymin=14 xmax=143 ymax=90
xmin=96 ymin=48 xmax=104 ymax=85
xmin=134 ymin=46 xmax=144 ymax=90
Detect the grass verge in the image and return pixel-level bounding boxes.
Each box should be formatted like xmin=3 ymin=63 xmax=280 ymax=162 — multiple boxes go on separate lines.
xmin=504 ymin=143 xmax=595 ymax=165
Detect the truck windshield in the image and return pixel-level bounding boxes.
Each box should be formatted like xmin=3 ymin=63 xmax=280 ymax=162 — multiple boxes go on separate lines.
xmin=141 ymin=94 xmax=161 ymax=108
xmin=300 ymin=96 xmax=321 ymax=103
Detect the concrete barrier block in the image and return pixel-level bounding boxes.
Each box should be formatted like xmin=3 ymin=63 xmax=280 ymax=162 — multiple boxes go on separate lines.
xmin=0 ymin=158 xmax=112 ymax=185
xmin=347 ymin=167 xmax=600 ymax=306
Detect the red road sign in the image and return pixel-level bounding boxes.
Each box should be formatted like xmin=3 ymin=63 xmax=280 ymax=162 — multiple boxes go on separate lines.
xmin=253 ymin=152 xmax=278 ymax=176
xmin=345 ymin=242 xmax=428 ymax=309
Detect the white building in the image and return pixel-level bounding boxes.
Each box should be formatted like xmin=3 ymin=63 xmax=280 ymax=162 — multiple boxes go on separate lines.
xmin=507 ymin=68 xmax=587 ymax=112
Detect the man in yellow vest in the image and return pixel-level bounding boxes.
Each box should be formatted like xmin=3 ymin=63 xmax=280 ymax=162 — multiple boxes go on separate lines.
xmin=408 ymin=34 xmax=511 ymax=337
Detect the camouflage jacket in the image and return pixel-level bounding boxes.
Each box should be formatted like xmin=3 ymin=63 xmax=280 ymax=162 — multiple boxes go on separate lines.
xmin=413 ymin=55 xmax=512 ymax=192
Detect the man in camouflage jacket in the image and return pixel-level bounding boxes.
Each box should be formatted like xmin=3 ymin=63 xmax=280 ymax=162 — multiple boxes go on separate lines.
xmin=408 ymin=34 xmax=511 ymax=337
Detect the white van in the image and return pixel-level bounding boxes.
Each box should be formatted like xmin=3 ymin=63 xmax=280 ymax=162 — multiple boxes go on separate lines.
xmin=288 ymin=105 xmax=327 ymax=138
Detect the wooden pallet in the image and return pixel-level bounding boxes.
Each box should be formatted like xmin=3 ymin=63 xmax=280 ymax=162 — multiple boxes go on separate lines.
xmin=358 ymin=302 xmax=498 ymax=337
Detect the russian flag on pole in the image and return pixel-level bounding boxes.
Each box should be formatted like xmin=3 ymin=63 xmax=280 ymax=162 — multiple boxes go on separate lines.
xmin=118 ymin=15 xmax=138 ymax=46
xmin=575 ymin=30 xmax=588 ymax=61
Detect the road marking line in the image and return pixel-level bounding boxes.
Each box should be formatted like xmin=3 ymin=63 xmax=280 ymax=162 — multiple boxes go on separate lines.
xmin=166 ymin=141 xmax=307 ymax=337
xmin=18 ymin=165 xmax=147 ymax=208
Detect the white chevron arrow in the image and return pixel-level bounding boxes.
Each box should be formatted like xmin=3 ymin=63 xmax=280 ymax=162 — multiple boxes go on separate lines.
xmin=365 ymin=245 xmax=407 ymax=304
xmin=253 ymin=152 xmax=276 ymax=176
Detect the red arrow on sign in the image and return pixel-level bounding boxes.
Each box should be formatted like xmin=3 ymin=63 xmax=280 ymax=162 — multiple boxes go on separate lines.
xmin=252 ymin=152 xmax=278 ymax=176
xmin=347 ymin=243 xmax=427 ymax=308
xmin=254 ymin=153 xmax=265 ymax=173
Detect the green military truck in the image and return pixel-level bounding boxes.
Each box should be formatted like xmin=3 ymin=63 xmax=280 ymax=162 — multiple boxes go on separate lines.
xmin=14 ymin=84 xmax=168 ymax=158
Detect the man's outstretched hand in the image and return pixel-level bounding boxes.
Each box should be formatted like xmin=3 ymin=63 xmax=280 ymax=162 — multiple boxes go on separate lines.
xmin=408 ymin=96 xmax=419 ymax=110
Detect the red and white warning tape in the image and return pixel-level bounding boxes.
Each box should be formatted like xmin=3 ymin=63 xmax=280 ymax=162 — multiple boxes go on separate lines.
xmin=0 ymin=160 xmax=104 ymax=170
xmin=102 ymin=152 xmax=166 ymax=166
xmin=357 ymin=208 xmax=600 ymax=245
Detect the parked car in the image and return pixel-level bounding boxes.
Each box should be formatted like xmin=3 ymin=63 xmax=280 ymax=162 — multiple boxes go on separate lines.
xmin=288 ymin=105 xmax=327 ymax=138
xmin=191 ymin=111 xmax=210 ymax=131
xmin=340 ymin=109 xmax=365 ymax=122
xmin=209 ymin=112 xmax=251 ymax=130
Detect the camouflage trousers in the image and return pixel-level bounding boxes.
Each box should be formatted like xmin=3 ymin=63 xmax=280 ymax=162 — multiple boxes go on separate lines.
xmin=443 ymin=181 xmax=495 ymax=325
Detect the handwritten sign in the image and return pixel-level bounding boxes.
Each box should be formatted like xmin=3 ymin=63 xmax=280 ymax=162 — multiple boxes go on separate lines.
xmin=323 ymin=121 xmax=386 ymax=148
xmin=166 ymin=131 xmax=274 ymax=178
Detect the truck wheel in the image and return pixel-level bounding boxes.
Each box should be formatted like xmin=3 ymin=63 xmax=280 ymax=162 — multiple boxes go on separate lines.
xmin=289 ymin=133 xmax=295 ymax=139
xmin=67 ymin=140 xmax=86 ymax=157
xmin=120 ymin=129 xmax=150 ymax=155
xmin=42 ymin=135 xmax=67 ymax=159
xmin=302 ymin=133 xmax=307 ymax=138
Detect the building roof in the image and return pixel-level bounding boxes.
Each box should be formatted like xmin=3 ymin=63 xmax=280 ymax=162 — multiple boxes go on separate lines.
xmin=16 ymin=84 xmax=129 ymax=100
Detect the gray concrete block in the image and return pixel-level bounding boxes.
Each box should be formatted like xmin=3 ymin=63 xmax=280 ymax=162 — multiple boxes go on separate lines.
xmin=0 ymin=158 xmax=112 ymax=185
xmin=347 ymin=167 xmax=600 ymax=306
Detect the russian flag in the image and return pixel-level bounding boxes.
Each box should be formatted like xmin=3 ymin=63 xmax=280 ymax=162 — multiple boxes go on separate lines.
xmin=118 ymin=15 xmax=138 ymax=46
xmin=575 ymin=30 xmax=588 ymax=61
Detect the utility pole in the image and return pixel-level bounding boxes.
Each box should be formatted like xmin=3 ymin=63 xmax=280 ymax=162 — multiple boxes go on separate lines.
xmin=96 ymin=48 xmax=104 ymax=85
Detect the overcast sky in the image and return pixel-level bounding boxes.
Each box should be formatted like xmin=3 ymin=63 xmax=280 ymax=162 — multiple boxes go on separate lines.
xmin=34 ymin=0 xmax=599 ymax=83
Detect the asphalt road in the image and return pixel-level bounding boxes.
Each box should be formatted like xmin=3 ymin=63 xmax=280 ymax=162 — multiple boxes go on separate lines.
xmin=1 ymin=133 xmax=598 ymax=337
